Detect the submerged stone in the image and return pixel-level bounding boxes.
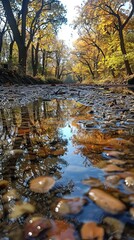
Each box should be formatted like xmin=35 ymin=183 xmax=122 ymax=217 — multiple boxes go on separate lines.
xmin=9 ymin=202 xmax=35 ymax=219
xmin=54 ymin=197 xmax=87 ymax=215
xmin=103 ymin=164 xmax=125 ymax=172
xmin=30 ymin=176 xmax=55 ymax=193
xmin=45 ymin=220 xmax=77 ymax=240
xmin=125 ymin=176 xmax=134 ymax=188
xmin=2 ymin=189 xmax=20 ymax=202
xmin=81 ymin=222 xmax=104 ymax=240
xmin=0 ymin=180 xmax=9 ymax=189
xmin=88 ymin=188 xmax=126 ymax=214
xmin=25 ymin=216 xmax=51 ymax=237
xmin=103 ymin=217 xmax=125 ymax=240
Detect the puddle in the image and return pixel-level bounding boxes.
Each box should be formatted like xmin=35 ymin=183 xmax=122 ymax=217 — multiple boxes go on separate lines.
xmin=0 ymin=96 xmax=134 ymax=239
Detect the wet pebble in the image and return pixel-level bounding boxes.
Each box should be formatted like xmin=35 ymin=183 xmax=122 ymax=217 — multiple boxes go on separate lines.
xmin=30 ymin=176 xmax=55 ymax=193
xmin=7 ymin=225 xmax=24 ymax=240
xmin=118 ymin=171 xmax=134 ymax=179
xmin=9 ymin=201 xmax=35 ymax=219
xmin=54 ymin=197 xmax=87 ymax=215
xmin=82 ymin=177 xmax=103 ymax=187
xmin=103 ymin=164 xmax=125 ymax=172
xmin=104 ymin=150 xmax=124 ymax=158
xmin=106 ymin=138 xmax=133 ymax=147
xmin=107 ymin=159 xmax=126 ymax=165
xmin=125 ymin=176 xmax=134 ymax=187
xmin=0 ymin=180 xmax=9 ymax=189
xmin=2 ymin=189 xmax=20 ymax=202
xmin=25 ymin=216 xmax=51 ymax=237
xmin=80 ymin=222 xmax=104 ymax=240
xmin=103 ymin=216 xmax=125 ymax=240
xmin=105 ymin=175 xmax=121 ymax=186
xmin=88 ymin=188 xmax=126 ymax=214
xmin=45 ymin=220 xmax=77 ymax=240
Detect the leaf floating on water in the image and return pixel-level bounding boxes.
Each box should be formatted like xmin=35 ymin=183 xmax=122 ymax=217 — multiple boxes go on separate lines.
xmin=80 ymin=222 xmax=104 ymax=240
xmin=88 ymin=188 xmax=126 ymax=214
xmin=46 ymin=220 xmax=76 ymax=240
xmin=9 ymin=202 xmax=35 ymax=219
xmin=103 ymin=164 xmax=125 ymax=172
xmin=24 ymin=216 xmax=52 ymax=237
xmin=55 ymin=197 xmax=87 ymax=215
xmin=82 ymin=177 xmax=103 ymax=187
xmin=103 ymin=217 xmax=125 ymax=240
xmin=30 ymin=176 xmax=55 ymax=193
xmin=107 ymin=159 xmax=126 ymax=165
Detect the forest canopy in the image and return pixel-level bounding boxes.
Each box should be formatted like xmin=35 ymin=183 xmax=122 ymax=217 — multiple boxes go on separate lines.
xmin=72 ymin=0 xmax=134 ymax=82
xmin=0 ymin=0 xmax=67 ymax=77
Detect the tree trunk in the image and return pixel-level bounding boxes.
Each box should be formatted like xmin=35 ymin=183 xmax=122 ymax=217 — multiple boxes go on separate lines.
xmin=55 ymin=51 xmax=61 ymax=79
xmin=1 ymin=0 xmax=28 ymax=75
xmin=18 ymin=46 xmax=27 ymax=75
xmin=55 ymin=64 xmax=60 ymax=79
xmin=42 ymin=50 xmax=48 ymax=79
xmin=42 ymin=50 xmax=45 ymax=76
xmin=118 ymin=26 xmax=133 ymax=76
xmin=111 ymin=68 xmax=116 ymax=78
xmin=8 ymin=40 xmax=14 ymax=69
xmin=0 ymin=26 xmax=6 ymax=62
xmin=86 ymin=62 xmax=95 ymax=79
xmin=0 ymin=33 xmax=3 ymax=62
xmin=31 ymin=42 xmax=39 ymax=77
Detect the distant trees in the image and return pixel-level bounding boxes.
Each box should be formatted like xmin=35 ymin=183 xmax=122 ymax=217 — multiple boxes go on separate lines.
xmin=30 ymin=33 xmax=71 ymax=79
xmin=1 ymin=0 xmax=67 ymax=74
xmin=54 ymin=40 xmax=70 ymax=79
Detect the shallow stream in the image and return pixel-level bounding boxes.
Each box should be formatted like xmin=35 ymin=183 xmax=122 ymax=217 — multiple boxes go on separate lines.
xmin=0 ymin=85 xmax=134 ymax=239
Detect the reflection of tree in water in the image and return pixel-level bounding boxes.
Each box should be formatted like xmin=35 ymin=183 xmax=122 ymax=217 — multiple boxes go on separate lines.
xmin=0 ymin=99 xmax=74 ymax=202
xmin=0 ymin=98 xmax=101 ymax=217
xmin=68 ymin=101 xmax=134 ymax=167
xmin=72 ymin=120 xmax=134 ymax=167
xmin=1 ymin=99 xmax=92 ymax=182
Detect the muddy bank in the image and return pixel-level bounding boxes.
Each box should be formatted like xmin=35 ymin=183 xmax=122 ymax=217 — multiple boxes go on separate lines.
xmin=0 ymin=67 xmax=134 ymax=86
xmin=0 ymin=68 xmax=45 ymax=85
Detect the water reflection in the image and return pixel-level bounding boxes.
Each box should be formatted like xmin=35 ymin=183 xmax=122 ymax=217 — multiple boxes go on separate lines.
xmin=0 ymin=98 xmax=134 ymax=239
